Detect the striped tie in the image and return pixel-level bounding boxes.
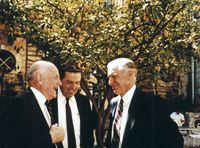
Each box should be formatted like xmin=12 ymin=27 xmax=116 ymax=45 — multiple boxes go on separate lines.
xmin=112 ymin=98 xmax=124 ymax=148
xmin=45 ymin=100 xmax=54 ymax=125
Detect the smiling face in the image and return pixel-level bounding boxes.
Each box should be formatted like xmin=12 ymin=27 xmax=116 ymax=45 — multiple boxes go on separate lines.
xmin=60 ymin=72 xmax=81 ymax=98
xmin=28 ymin=61 xmax=62 ymax=100
xmin=108 ymin=68 xmax=136 ymax=96
xmin=41 ymin=66 xmax=62 ymax=100
xmin=107 ymin=58 xmax=137 ymax=97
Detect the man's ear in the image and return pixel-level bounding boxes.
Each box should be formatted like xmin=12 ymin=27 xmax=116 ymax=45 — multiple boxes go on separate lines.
xmin=133 ymin=69 xmax=137 ymax=76
xmin=36 ymin=72 xmax=43 ymax=85
xmin=128 ymin=69 xmax=137 ymax=84
xmin=129 ymin=69 xmax=137 ymax=78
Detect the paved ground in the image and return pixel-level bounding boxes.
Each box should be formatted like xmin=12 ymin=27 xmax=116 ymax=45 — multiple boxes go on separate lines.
xmin=183 ymin=133 xmax=200 ymax=147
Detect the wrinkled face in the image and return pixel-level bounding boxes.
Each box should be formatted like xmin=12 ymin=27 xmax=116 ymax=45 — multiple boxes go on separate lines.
xmin=41 ymin=67 xmax=62 ymax=100
xmin=108 ymin=68 xmax=135 ymax=97
xmin=60 ymin=72 xmax=81 ymax=98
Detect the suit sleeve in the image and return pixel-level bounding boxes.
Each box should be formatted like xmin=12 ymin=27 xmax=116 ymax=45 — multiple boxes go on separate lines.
xmin=152 ymin=95 xmax=184 ymax=148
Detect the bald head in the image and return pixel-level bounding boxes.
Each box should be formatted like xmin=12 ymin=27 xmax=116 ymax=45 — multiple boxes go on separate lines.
xmin=107 ymin=58 xmax=137 ymax=96
xmin=27 ymin=60 xmax=62 ymax=100
xmin=27 ymin=61 xmax=56 ymax=81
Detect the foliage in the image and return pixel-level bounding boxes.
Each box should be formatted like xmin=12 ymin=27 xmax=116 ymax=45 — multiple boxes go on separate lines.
xmin=1 ymin=0 xmax=200 ymax=146
xmin=1 ymin=0 xmax=199 ymax=82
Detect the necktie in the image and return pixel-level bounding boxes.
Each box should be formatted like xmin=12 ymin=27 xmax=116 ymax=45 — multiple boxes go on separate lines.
xmin=66 ymin=99 xmax=76 ymax=148
xmin=112 ymin=98 xmax=124 ymax=148
xmin=45 ymin=100 xmax=54 ymax=125
xmin=45 ymin=101 xmax=63 ymax=148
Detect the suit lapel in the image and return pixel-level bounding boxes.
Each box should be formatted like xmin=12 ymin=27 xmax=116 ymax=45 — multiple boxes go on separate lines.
xmin=112 ymin=101 xmax=118 ymax=117
xmin=74 ymin=94 xmax=82 ymax=126
xmin=29 ymin=89 xmax=50 ymax=130
xmin=121 ymin=88 xmax=141 ymax=147
xmin=109 ymin=97 xmax=119 ymax=142
xmin=75 ymin=94 xmax=86 ymax=147
xmin=75 ymin=93 xmax=93 ymax=148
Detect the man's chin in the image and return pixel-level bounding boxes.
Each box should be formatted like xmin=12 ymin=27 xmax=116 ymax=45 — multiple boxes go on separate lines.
xmin=113 ymin=89 xmax=118 ymax=93
xmin=51 ymin=94 xmax=57 ymax=99
xmin=68 ymin=94 xmax=75 ymax=97
xmin=68 ymin=91 xmax=76 ymax=96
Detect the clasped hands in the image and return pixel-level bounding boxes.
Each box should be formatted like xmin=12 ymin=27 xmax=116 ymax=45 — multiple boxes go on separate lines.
xmin=50 ymin=123 xmax=65 ymax=144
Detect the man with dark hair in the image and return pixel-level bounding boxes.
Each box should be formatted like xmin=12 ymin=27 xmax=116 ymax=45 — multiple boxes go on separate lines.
xmin=106 ymin=58 xmax=183 ymax=148
xmin=51 ymin=64 xmax=97 ymax=148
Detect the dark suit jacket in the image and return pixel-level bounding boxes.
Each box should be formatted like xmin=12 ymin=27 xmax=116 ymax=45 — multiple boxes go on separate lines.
xmin=51 ymin=93 xmax=97 ymax=148
xmin=0 ymin=96 xmax=13 ymax=148
xmin=107 ymin=88 xmax=183 ymax=148
xmin=7 ymin=88 xmax=55 ymax=148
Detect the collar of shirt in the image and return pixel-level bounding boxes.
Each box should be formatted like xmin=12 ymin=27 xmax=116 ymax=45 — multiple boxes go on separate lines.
xmin=118 ymin=84 xmax=136 ymax=148
xmin=30 ymin=87 xmax=51 ymax=126
xmin=121 ymin=84 xmax=136 ymax=109
xmin=57 ymin=87 xmax=81 ymax=148
xmin=30 ymin=87 xmax=46 ymax=105
xmin=57 ymin=87 xmax=76 ymax=104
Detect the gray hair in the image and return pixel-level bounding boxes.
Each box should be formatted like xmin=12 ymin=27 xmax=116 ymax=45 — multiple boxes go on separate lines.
xmin=27 ymin=60 xmax=55 ymax=81
xmin=107 ymin=58 xmax=137 ymax=71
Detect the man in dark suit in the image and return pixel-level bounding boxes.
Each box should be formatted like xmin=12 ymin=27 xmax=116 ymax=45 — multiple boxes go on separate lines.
xmin=106 ymin=58 xmax=183 ymax=148
xmin=7 ymin=60 xmax=65 ymax=148
xmin=51 ymin=65 xmax=97 ymax=148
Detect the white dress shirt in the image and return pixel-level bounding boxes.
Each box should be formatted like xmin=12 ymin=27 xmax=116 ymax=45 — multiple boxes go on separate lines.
xmin=57 ymin=88 xmax=81 ymax=148
xmin=112 ymin=84 xmax=136 ymax=148
xmin=30 ymin=87 xmax=51 ymax=127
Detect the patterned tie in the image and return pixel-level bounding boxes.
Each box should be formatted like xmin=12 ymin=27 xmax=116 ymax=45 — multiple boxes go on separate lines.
xmin=66 ymin=99 xmax=76 ymax=148
xmin=112 ymin=98 xmax=124 ymax=148
xmin=45 ymin=100 xmax=54 ymax=125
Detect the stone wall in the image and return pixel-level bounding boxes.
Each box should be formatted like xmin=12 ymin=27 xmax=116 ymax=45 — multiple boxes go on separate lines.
xmin=156 ymin=73 xmax=188 ymax=99
xmin=0 ymin=24 xmax=42 ymax=97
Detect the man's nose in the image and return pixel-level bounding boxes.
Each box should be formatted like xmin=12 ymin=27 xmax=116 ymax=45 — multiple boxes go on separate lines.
xmin=108 ymin=77 xmax=113 ymax=86
xmin=58 ymin=79 xmax=62 ymax=86
xmin=70 ymin=83 xmax=78 ymax=89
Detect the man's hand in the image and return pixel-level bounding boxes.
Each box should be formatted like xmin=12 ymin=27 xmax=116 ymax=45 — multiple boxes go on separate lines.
xmin=50 ymin=124 xmax=65 ymax=144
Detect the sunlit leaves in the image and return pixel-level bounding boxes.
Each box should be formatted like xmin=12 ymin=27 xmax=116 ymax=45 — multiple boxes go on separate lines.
xmin=0 ymin=0 xmax=200 ymax=85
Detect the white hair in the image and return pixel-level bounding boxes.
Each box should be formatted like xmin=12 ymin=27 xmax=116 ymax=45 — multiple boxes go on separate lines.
xmin=27 ymin=60 xmax=56 ymax=81
xmin=107 ymin=58 xmax=136 ymax=76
